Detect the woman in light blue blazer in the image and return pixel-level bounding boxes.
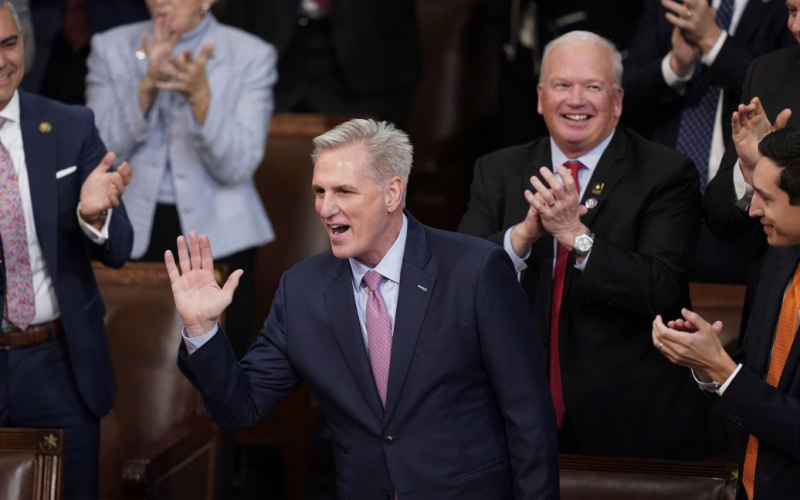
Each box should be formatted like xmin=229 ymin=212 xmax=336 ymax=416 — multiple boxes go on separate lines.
xmin=86 ymin=0 xmax=277 ymax=357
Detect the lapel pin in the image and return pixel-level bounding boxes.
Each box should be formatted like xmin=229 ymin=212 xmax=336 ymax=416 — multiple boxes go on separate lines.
xmin=417 ymin=285 xmax=427 ymax=292
xmin=136 ymin=49 xmax=146 ymax=60
xmin=591 ymin=182 xmax=604 ymax=195
xmin=584 ymin=198 xmax=598 ymax=209
xmin=39 ymin=122 xmax=52 ymax=133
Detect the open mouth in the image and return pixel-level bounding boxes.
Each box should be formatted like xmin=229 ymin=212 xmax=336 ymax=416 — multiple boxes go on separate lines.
xmin=564 ymin=114 xmax=590 ymax=122
xmin=330 ymin=224 xmax=350 ymax=236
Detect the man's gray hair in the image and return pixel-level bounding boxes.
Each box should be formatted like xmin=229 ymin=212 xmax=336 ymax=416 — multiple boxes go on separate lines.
xmin=312 ymin=119 xmax=414 ymax=205
xmin=540 ymin=31 xmax=623 ymax=87
xmin=0 ymin=1 xmax=22 ymax=34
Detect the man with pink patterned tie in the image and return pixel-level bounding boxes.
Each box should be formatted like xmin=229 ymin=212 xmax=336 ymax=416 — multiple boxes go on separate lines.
xmin=0 ymin=1 xmax=133 ymax=499
xmin=167 ymin=118 xmax=558 ymax=499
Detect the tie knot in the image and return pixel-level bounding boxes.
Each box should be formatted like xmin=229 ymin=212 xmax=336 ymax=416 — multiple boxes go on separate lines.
xmin=563 ymin=160 xmax=584 ymax=176
xmin=363 ymin=270 xmax=384 ymax=291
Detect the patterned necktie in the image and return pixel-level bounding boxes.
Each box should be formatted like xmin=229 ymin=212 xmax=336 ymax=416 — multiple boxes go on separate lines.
xmin=741 ymin=265 xmax=800 ymax=499
xmin=549 ymin=160 xmax=584 ymax=429
xmin=364 ymin=270 xmax=392 ymax=407
xmin=0 ymin=120 xmax=35 ymax=330
xmin=674 ymin=0 xmax=734 ymax=190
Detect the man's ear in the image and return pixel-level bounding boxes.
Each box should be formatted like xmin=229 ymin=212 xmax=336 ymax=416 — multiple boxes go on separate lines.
xmin=385 ymin=176 xmax=404 ymax=212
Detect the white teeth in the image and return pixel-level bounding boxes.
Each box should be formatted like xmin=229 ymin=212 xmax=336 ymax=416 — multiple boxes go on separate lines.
xmin=565 ymin=114 xmax=589 ymax=121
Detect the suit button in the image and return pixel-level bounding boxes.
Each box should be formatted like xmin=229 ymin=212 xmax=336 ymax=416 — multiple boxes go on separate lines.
xmin=383 ymin=435 xmax=394 ymax=445
xmin=298 ymin=16 xmax=309 ymax=26
xmin=383 ymin=492 xmax=391 ymax=500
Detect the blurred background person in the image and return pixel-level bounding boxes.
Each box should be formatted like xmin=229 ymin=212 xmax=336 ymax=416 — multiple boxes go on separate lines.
xmin=623 ymin=0 xmax=794 ymax=284
xmin=85 ymin=0 xmax=276 ymax=360
xmin=223 ymin=0 xmax=421 ymax=126
xmin=23 ymin=0 xmax=149 ymax=103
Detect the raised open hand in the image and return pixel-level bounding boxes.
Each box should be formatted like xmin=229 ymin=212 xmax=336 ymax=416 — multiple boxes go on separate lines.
xmin=732 ymin=97 xmax=792 ymax=184
xmin=165 ymin=232 xmax=243 ymax=338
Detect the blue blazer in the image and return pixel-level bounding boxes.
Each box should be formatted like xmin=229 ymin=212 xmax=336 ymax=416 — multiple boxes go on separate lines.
xmin=86 ymin=15 xmax=277 ymax=259
xmin=19 ymin=89 xmax=134 ymax=418
xmin=179 ymin=214 xmax=559 ymax=499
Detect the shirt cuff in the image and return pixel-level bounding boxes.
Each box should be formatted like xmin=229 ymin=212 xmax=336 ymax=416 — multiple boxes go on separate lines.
xmin=504 ymin=226 xmax=530 ymax=275
xmin=691 ymin=363 xmax=742 ymax=395
xmin=733 ymin=159 xmax=754 ymax=202
xmin=662 ymin=52 xmax=693 ymax=91
xmin=573 ymin=248 xmax=591 ymax=271
xmin=76 ymin=203 xmax=112 ymax=244
xmin=700 ymin=30 xmax=728 ymax=66
xmin=183 ymin=323 xmax=219 ymax=355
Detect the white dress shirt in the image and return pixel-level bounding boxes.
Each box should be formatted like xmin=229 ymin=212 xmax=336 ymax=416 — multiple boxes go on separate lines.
xmin=0 ymin=90 xmax=111 ymax=330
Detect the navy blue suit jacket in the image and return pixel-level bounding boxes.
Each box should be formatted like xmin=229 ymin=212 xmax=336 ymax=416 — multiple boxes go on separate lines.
xmin=715 ymin=245 xmax=800 ymax=499
xmin=179 ymin=214 xmax=559 ymax=499
xmin=17 ymin=89 xmax=133 ymax=418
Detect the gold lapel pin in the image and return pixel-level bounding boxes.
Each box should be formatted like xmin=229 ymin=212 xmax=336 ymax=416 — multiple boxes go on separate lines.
xmin=39 ymin=122 xmax=52 ymax=133
xmin=591 ymin=182 xmax=604 ymax=195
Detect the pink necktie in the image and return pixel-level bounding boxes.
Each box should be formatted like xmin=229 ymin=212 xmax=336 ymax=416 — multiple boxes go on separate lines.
xmin=549 ymin=160 xmax=584 ymax=429
xmin=364 ymin=270 xmax=392 ymax=407
xmin=0 ymin=121 xmax=35 ymax=330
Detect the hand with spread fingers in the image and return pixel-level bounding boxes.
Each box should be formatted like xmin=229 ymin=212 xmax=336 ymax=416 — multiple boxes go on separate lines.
xmin=732 ymin=96 xmax=793 ymax=184
xmin=509 ymin=179 xmax=545 ymax=257
xmin=79 ymin=151 xmax=133 ymax=229
xmin=652 ymin=308 xmax=737 ymax=384
xmin=165 ymin=231 xmax=243 ymax=338
xmin=527 ymin=165 xmax=589 ymax=251
xmin=138 ymin=17 xmax=181 ymax=113
xmin=661 ymin=0 xmax=721 ymax=54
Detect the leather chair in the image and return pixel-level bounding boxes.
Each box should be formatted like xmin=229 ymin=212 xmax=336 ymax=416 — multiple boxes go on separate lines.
xmin=93 ymin=262 xmax=221 ymax=500
xmin=559 ymin=454 xmax=738 ymax=500
xmin=0 ymin=428 xmax=64 ymax=500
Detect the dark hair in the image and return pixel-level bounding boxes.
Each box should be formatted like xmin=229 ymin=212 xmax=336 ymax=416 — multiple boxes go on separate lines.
xmin=758 ymin=126 xmax=800 ymax=206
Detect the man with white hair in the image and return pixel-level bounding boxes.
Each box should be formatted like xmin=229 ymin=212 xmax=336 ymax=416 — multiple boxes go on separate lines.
xmin=460 ymin=30 xmax=728 ymax=459
xmin=167 ymin=119 xmax=559 ymax=498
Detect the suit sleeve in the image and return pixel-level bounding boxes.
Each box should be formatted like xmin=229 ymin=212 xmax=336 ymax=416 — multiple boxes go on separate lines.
xmin=86 ymin=32 xmax=158 ymax=160
xmin=575 ymin=157 xmax=701 ymax=317
xmin=178 ymin=272 xmax=299 ymax=430
xmin=476 ymin=247 xmax=559 ymax=499
xmin=622 ymin=0 xmax=680 ymax=114
xmin=77 ymin=108 xmax=133 ymax=268
xmin=458 ymin=156 xmax=511 ymax=247
xmin=704 ymin=59 xmax=759 ymax=240
xmin=186 ymin=42 xmax=277 ymax=185
xmin=715 ymin=367 xmax=800 ymax=461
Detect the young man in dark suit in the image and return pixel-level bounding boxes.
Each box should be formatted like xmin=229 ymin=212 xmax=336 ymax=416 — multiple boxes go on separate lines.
xmin=654 ymin=126 xmax=800 ymax=499
xmin=167 ymin=119 xmax=559 ymax=499
xmin=0 ymin=1 xmax=134 ymax=498
xmin=459 ymin=31 xmax=728 ymax=460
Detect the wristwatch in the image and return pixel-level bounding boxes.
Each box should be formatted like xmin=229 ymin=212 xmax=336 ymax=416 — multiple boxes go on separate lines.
xmin=572 ymin=231 xmax=595 ymax=257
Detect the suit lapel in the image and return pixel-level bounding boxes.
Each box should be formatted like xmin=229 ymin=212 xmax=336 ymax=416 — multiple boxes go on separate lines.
xmin=384 ymin=215 xmax=434 ymax=421
xmin=325 ymin=259 xmax=384 ymax=420
xmin=19 ymin=91 xmax=58 ymax=281
xmin=579 ymin=130 xmax=632 ymax=228
xmin=748 ymin=247 xmax=800 ymax=379
xmin=768 ymin=248 xmax=800 ymax=390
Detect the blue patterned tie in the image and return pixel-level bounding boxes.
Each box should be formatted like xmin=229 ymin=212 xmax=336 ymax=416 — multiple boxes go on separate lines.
xmin=675 ymin=0 xmax=734 ymax=190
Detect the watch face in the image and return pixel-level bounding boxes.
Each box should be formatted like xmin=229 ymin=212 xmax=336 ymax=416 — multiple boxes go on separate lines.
xmin=575 ymin=234 xmax=593 ymax=253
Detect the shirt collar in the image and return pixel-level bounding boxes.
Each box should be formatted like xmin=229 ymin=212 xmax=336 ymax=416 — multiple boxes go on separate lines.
xmin=0 ymin=90 xmax=21 ymax=125
xmin=549 ymin=129 xmax=615 ymax=174
xmin=173 ymin=13 xmax=213 ymax=54
xmin=349 ymin=214 xmax=408 ymax=287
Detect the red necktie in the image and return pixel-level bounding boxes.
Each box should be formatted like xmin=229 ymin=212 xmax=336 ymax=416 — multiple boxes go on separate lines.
xmin=549 ymin=160 xmax=584 ymax=429
xmin=364 ymin=271 xmax=392 ymax=407
xmin=741 ymin=265 xmax=800 ymax=499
